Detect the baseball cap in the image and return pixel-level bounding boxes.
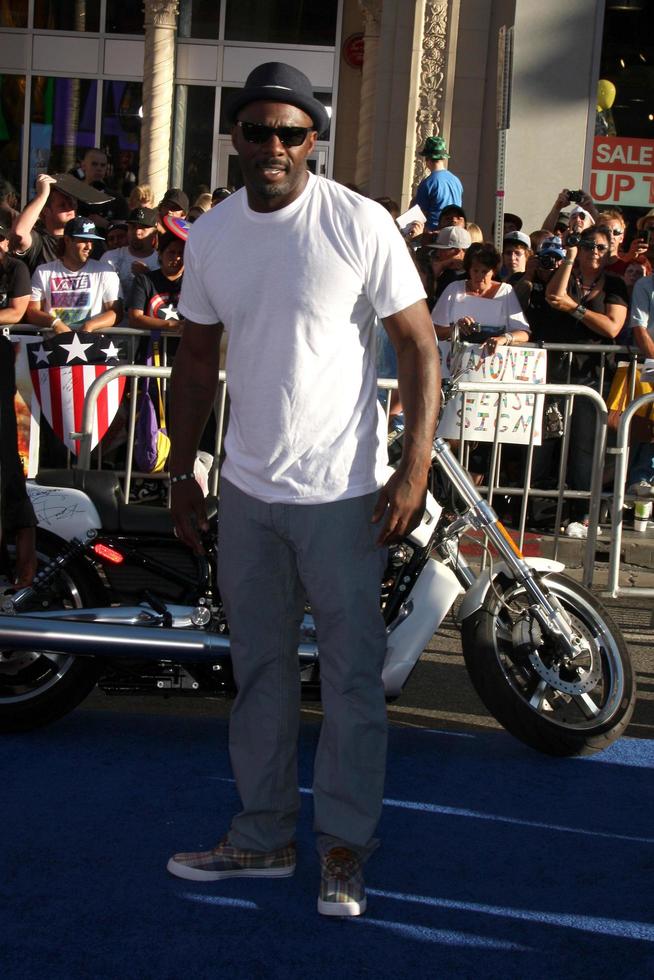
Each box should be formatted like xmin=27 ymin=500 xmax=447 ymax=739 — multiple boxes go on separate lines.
xmin=503 ymin=230 xmax=531 ymax=249
xmin=159 ymin=188 xmax=190 ymax=213
xmin=568 ymin=205 xmax=594 ymax=225
xmin=419 ymin=135 xmax=449 ymax=160
xmin=429 ymin=226 xmax=472 ymax=250
xmin=538 ymin=236 xmax=566 ymax=259
xmin=63 ymin=217 xmax=104 ymax=241
xmin=503 ymin=212 xmax=523 ymax=231
xmin=126 ymin=206 xmax=159 ymax=227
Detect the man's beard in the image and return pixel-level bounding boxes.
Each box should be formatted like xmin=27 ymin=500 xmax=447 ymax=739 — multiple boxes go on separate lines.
xmin=246 ymin=158 xmax=299 ymax=199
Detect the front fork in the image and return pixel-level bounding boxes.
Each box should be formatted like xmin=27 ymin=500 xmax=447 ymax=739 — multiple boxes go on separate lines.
xmin=431 ymin=438 xmax=589 ymax=661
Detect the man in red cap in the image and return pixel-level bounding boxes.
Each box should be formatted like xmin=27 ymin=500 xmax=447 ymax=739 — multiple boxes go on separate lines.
xmin=166 ymin=62 xmax=439 ymax=918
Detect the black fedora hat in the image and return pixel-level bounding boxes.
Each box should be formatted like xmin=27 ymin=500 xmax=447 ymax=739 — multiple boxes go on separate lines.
xmin=224 ymin=62 xmax=329 ymax=136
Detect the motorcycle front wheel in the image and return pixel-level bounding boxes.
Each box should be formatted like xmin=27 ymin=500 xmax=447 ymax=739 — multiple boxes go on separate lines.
xmin=461 ymin=572 xmax=635 ymax=757
xmin=0 ymin=530 xmax=104 ymax=733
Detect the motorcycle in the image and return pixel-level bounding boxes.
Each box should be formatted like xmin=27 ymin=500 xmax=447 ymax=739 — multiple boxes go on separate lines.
xmin=0 ymin=437 xmax=635 ymax=756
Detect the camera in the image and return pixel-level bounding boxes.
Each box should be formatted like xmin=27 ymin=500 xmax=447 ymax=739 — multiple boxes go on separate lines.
xmin=567 ymin=233 xmax=581 ymax=247
xmin=465 ymin=323 xmax=507 ymax=344
xmin=567 ymin=190 xmax=583 ymax=204
xmin=538 ymin=254 xmax=559 ymax=271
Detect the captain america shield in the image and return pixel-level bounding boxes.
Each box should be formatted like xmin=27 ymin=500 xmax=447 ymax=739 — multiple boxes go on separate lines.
xmin=28 ymin=331 xmax=127 ymax=455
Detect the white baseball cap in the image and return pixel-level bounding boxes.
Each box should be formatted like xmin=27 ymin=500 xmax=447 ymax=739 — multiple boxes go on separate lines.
xmin=429 ymin=226 xmax=472 ymax=250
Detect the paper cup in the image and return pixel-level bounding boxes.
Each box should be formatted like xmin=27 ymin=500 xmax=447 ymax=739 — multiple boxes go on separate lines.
xmin=634 ymin=501 xmax=652 ymax=532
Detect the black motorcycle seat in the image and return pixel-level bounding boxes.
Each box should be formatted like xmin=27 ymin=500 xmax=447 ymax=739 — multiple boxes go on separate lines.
xmin=117 ymin=496 xmax=218 ymax=535
xmin=35 ymin=469 xmax=218 ymax=536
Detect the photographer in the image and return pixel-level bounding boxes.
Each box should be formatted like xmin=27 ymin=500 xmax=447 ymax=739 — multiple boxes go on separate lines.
xmin=544 ymin=224 xmax=628 ymax=529
xmin=542 ymin=188 xmax=598 ymax=236
xmin=514 ymin=236 xmax=565 ymax=322
xmin=431 ymin=242 xmax=529 ymax=347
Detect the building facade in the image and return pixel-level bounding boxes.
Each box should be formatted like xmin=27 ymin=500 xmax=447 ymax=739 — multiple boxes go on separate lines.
xmin=0 ymin=1 xmax=651 ymax=235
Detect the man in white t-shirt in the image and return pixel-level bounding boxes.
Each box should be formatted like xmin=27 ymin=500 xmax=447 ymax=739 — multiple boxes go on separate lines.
xmin=166 ymin=63 xmax=439 ymax=917
xmin=26 ymin=217 xmax=121 ymax=333
xmin=104 ymin=206 xmax=160 ymax=315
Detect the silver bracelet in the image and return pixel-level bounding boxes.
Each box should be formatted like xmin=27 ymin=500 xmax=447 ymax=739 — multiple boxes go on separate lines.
xmin=170 ymin=472 xmax=195 ymax=485
xmin=571 ymin=304 xmax=587 ymax=321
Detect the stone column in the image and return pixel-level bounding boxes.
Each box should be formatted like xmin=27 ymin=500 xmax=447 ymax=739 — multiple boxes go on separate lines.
xmin=139 ymin=0 xmax=179 ymax=203
xmin=354 ymin=0 xmax=382 ymax=194
xmin=411 ymin=0 xmax=458 ymax=197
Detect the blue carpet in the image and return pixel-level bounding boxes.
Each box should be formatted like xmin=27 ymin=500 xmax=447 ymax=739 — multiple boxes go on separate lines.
xmin=2 ymin=709 xmax=653 ymax=980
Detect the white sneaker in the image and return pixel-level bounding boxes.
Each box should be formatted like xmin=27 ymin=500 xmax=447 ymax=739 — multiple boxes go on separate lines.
xmin=565 ymin=521 xmax=588 ymax=539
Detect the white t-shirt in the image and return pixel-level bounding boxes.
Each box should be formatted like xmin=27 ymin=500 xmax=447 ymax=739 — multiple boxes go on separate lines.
xmin=431 ymin=279 xmax=530 ymax=334
xmin=31 ymin=258 xmax=120 ymax=331
xmin=179 ymin=172 xmax=426 ymax=504
xmin=630 ymin=273 xmax=654 ymax=335
xmin=104 ymin=246 xmax=159 ymax=307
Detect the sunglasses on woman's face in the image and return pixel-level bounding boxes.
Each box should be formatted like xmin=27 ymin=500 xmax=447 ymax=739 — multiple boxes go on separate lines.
xmin=236 ymin=121 xmax=313 ymax=146
xmin=579 ymin=241 xmax=608 ymax=254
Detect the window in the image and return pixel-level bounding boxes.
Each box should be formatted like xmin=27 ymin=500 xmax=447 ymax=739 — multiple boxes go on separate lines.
xmin=34 ymin=0 xmax=100 ymax=31
xmin=178 ymin=0 xmax=221 ymax=39
xmin=29 ymin=77 xmax=98 ymax=190
xmin=105 ymin=2 xmax=144 ymax=34
xmin=0 ymin=1 xmax=28 ymax=28
xmin=101 ymin=82 xmax=143 ymax=196
xmin=0 ymin=75 xmax=26 ymax=198
xmin=172 ymin=85 xmax=215 ymax=203
xmin=224 ymin=0 xmax=338 ymax=46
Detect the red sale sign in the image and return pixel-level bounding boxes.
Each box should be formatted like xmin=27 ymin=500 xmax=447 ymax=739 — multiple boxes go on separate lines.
xmin=590 ymin=136 xmax=654 ymax=207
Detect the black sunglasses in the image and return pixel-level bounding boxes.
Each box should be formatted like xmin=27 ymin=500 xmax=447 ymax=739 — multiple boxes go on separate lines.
xmin=236 ymin=121 xmax=313 ymax=147
xmin=579 ymin=241 xmax=608 ymax=253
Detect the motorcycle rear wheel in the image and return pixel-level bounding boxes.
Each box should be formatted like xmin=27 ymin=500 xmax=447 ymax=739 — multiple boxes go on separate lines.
xmin=0 ymin=530 xmax=103 ymax=733
xmin=461 ymin=572 xmax=635 ymax=757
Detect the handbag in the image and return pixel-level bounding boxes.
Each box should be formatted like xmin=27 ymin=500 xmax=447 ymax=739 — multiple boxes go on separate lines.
xmin=606 ymin=362 xmax=654 ymax=442
xmin=134 ymin=335 xmax=171 ymax=473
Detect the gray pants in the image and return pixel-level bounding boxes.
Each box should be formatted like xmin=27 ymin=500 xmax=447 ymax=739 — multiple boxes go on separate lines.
xmin=217 ymin=478 xmax=388 ymax=857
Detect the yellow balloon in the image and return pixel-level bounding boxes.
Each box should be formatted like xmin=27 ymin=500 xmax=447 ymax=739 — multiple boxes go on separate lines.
xmin=597 ymin=79 xmax=616 ymax=112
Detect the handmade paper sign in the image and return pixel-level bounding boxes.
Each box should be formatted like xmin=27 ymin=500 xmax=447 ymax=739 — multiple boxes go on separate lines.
xmin=437 ymin=343 xmax=547 ymax=445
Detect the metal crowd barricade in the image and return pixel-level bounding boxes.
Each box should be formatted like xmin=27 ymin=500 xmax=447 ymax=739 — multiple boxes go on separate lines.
xmin=607 ymin=390 xmax=654 ymax=599
xmin=16 ymin=326 xmax=642 ymax=589
xmin=77 ymin=364 xmax=228 ymax=500
xmin=452 ymin=381 xmax=608 ymax=587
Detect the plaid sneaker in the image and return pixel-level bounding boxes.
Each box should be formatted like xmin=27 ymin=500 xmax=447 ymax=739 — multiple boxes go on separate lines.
xmin=167 ymin=838 xmax=296 ymax=882
xmin=318 ymin=846 xmax=366 ymax=917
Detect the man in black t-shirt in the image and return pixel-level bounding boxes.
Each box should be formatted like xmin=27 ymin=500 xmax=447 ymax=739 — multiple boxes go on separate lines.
xmin=0 ymin=225 xmax=36 ymax=585
xmin=0 ymin=224 xmax=31 ymax=323
xmin=76 ymin=148 xmax=129 ymax=230
xmin=12 ymin=174 xmax=77 ymax=274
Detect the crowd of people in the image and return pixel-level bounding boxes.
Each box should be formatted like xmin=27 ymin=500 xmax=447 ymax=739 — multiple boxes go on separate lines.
xmin=374 ymin=144 xmax=654 ymax=533
xmin=0 ymin=137 xmax=653 ymax=545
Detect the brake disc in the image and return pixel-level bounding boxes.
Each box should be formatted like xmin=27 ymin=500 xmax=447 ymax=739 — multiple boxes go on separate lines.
xmin=512 ymin=617 xmax=601 ymax=695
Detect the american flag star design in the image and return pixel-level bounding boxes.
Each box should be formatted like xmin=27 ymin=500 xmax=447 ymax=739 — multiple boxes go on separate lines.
xmin=27 ymin=332 xmax=127 ymax=455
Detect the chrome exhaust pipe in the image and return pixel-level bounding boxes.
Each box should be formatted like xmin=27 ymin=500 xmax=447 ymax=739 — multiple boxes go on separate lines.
xmin=0 ymin=613 xmax=319 ymax=665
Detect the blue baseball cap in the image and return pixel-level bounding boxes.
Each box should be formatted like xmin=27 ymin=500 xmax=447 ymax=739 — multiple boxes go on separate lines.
xmin=538 ymin=236 xmax=566 ymax=259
